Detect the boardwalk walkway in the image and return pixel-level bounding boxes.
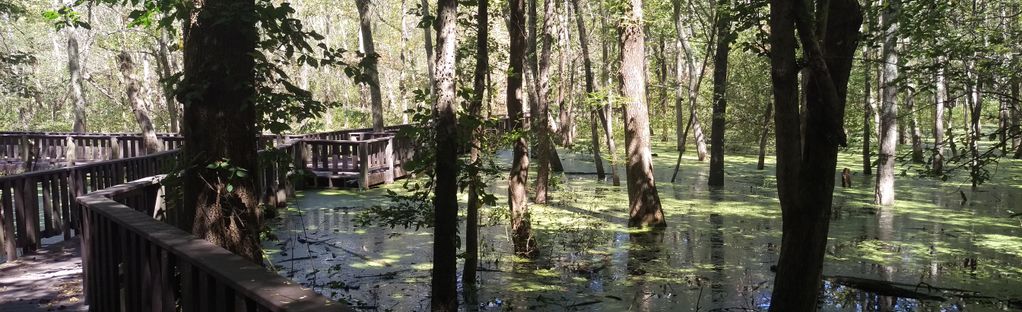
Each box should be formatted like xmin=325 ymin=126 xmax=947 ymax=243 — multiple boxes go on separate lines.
xmin=0 ymin=238 xmax=86 ymax=311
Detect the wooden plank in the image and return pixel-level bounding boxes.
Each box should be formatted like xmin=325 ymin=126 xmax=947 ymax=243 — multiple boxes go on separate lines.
xmin=41 ymin=175 xmax=54 ymax=236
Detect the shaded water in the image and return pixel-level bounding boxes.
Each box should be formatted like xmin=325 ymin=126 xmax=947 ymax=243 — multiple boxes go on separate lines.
xmin=263 ymin=145 xmax=1022 ymax=311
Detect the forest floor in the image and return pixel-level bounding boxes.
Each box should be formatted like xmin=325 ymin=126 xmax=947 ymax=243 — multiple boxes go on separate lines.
xmin=263 ymin=143 xmax=1022 ymax=311
xmin=0 ymin=238 xmax=86 ymax=312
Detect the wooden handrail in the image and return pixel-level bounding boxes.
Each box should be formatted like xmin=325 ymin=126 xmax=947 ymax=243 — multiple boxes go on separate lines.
xmin=78 ymin=176 xmax=352 ymax=312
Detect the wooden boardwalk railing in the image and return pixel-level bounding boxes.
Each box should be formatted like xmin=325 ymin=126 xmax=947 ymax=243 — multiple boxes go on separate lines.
xmin=0 ymin=150 xmax=179 ymax=260
xmin=77 ymin=176 xmax=352 ymax=312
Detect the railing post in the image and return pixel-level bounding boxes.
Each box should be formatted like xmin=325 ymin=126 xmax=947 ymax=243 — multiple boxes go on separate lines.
xmin=358 ymin=142 xmax=369 ymax=190
xmin=1 ymin=180 xmax=16 ymax=259
xmin=110 ymin=137 xmax=122 ymax=160
xmin=384 ymin=137 xmax=394 ymax=183
xmin=66 ymin=136 xmax=77 ymax=166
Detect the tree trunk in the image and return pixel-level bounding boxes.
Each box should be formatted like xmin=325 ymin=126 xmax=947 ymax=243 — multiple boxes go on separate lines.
xmin=708 ymin=0 xmax=732 ymax=188
xmin=178 ymin=0 xmax=262 ymax=264
xmin=861 ymin=6 xmax=872 ymax=175
xmin=907 ymin=88 xmax=924 ymax=163
xmin=757 ymin=100 xmax=772 ymax=170
xmin=875 ymin=0 xmax=899 ymax=206
xmin=422 ymin=0 xmax=436 ymax=95
xmin=968 ymin=71 xmax=982 ymax=188
xmin=531 ymin=0 xmax=558 ymax=203
xmin=619 ymin=0 xmax=665 ymax=228
xmin=933 ymin=62 xmax=947 ymax=173
xmin=557 ymin=1 xmax=574 ymax=146
xmin=463 ymin=0 xmax=488 ymax=287
xmin=570 ymin=0 xmax=604 ymax=179
xmin=672 ymin=0 xmax=710 ymax=162
xmin=356 ymin=0 xmax=385 ymax=131
xmin=598 ymin=3 xmax=620 ymax=186
xmin=431 ymin=0 xmax=459 ymax=308
xmin=507 ymin=0 xmax=538 ymax=258
xmin=156 ymin=29 xmax=180 ymax=133
xmin=1012 ymin=78 xmax=1021 ymax=159
xmin=768 ymin=0 xmax=862 ymax=310
xmin=117 ymin=52 xmax=161 ymax=154
xmin=68 ymin=31 xmax=87 ymax=133
xmin=400 ymin=0 xmax=411 ymax=124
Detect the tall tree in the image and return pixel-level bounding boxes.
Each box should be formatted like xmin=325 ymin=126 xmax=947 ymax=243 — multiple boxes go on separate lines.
xmin=672 ymin=0 xmax=710 ymax=163
xmin=619 ymin=0 xmax=665 ymax=228
xmin=155 ymin=29 xmax=180 ymax=133
xmin=67 ymin=31 xmax=87 ymax=133
xmin=430 ymin=0 xmax=459 ymax=308
xmin=708 ymin=0 xmax=733 ymax=188
xmin=355 ymin=0 xmax=385 ymax=131
xmin=463 ymin=0 xmax=488 ymax=286
xmin=907 ymin=86 xmax=924 ymax=163
xmin=569 ymin=0 xmax=604 ymax=178
xmin=117 ymin=52 xmax=160 ymax=154
xmin=507 ymin=0 xmax=538 ymax=257
xmin=875 ymin=0 xmax=900 ymax=206
xmin=933 ymin=61 xmax=947 ymax=172
xmin=756 ymin=100 xmax=772 ymax=170
xmin=533 ymin=0 xmax=557 ymax=203
xmin=178 ymin=0 xmax=262 ymax=263
xmin=422 ymin=0 xmax=436 ymax=94
xmin=767 ymin=0 xmax=862 ymax=309
xmin=861 ymin=0 xmax=873 ymax=175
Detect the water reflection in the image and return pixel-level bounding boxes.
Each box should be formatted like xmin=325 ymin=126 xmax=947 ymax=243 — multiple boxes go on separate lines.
xmin=262 ymin=150 xmax=1022 ymax=311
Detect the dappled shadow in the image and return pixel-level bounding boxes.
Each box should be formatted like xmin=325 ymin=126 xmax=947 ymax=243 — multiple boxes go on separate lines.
xmin=0 ymin=238 xmax=86 ymax=311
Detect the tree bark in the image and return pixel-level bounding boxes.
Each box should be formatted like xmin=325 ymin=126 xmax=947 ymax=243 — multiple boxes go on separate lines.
xmin=431 ymin=0 xmax=459 ymax=308
xmin=874 ymin=0 xmax=899 ymax=206
xmin=768 ymin=0 xmax=862 ymax=310
xmin=1012 ymin=78 xmax=1021 ymax=159
xmin=463 ymin=0 xmax=488 ymax=287
xmin=507 ymin=0 xmax=538 ymax=257
xmin=67 ymin=31 xmax=87 ymax=133
xmin=672 ymin=0 xmax=710 ymax=161
xmin=968 ymin=69 xmax=982 ymax=188
xmin=619 ymin=0 xmax=665 ymax=228
xmin=598 ymin=2 xmax=620 ymax=186
xmin=178 ymin=0 xmax=262 ymax=264
xmin=356 ymin=0 xmax=385 ymax=131
xmin=708 ymin=0 xmax=732 ymax=188
xmin=117 ymin=52 xmax=160 ymax=154
xmin=570 ymin=0 xmax=604 ymax=179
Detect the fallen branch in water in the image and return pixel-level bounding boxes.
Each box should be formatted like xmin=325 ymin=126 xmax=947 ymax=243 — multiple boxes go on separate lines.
xmin=826 ymin=275 xmax=946 ymax=301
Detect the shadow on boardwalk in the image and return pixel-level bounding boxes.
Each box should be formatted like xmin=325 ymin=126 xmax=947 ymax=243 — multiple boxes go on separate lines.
xmin=0 ymin=238 xmax=86 ymax=311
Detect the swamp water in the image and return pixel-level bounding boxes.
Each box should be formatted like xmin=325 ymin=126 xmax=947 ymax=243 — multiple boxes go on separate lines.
xmin=263 ymin=146 xmax=1022 ymax=311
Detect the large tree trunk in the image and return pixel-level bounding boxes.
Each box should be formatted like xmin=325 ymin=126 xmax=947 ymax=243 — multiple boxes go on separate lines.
xmin=907 ymin=88 xmax=924 ymax=163
xmin=463 ymin=0 xmax=488 ymax=287
xmin=117 ymin=52 xmax=161 ymax=154
xmin=431 ymin=0 xmax=459 ymax=308
xmin=708 ymin=0 xmax=732 ymax=188
xmin=933 ymin=62 xmax=947 ymax=173
xmin=619 ymin=0 xmax=665 ymax=228
xmin=557 ymin=1 xmax=574 ymax=146
xmin=156 ymin=29 xmax=180 ymax=133
xmin=570 ymin=0 xmax=604 ymax=179
xmin=756 ymin=100 xmax=772 ymax=170
xmin=507 ymin=0 xmax=538 ymax=258
xmin=874 ymin=0 xmax=899 ymax=206
xmin=768 ymin=0 xmax=862 ymax=310
xmin=356 ymin=0 xmax=385 ymax=131
xmin=68 ymin=32 xmax=87 ymax=133
xmin=533 ymin=0 xmax=557 ymax=204
xmin=178 ymin=0 xmax=262 ymax=264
